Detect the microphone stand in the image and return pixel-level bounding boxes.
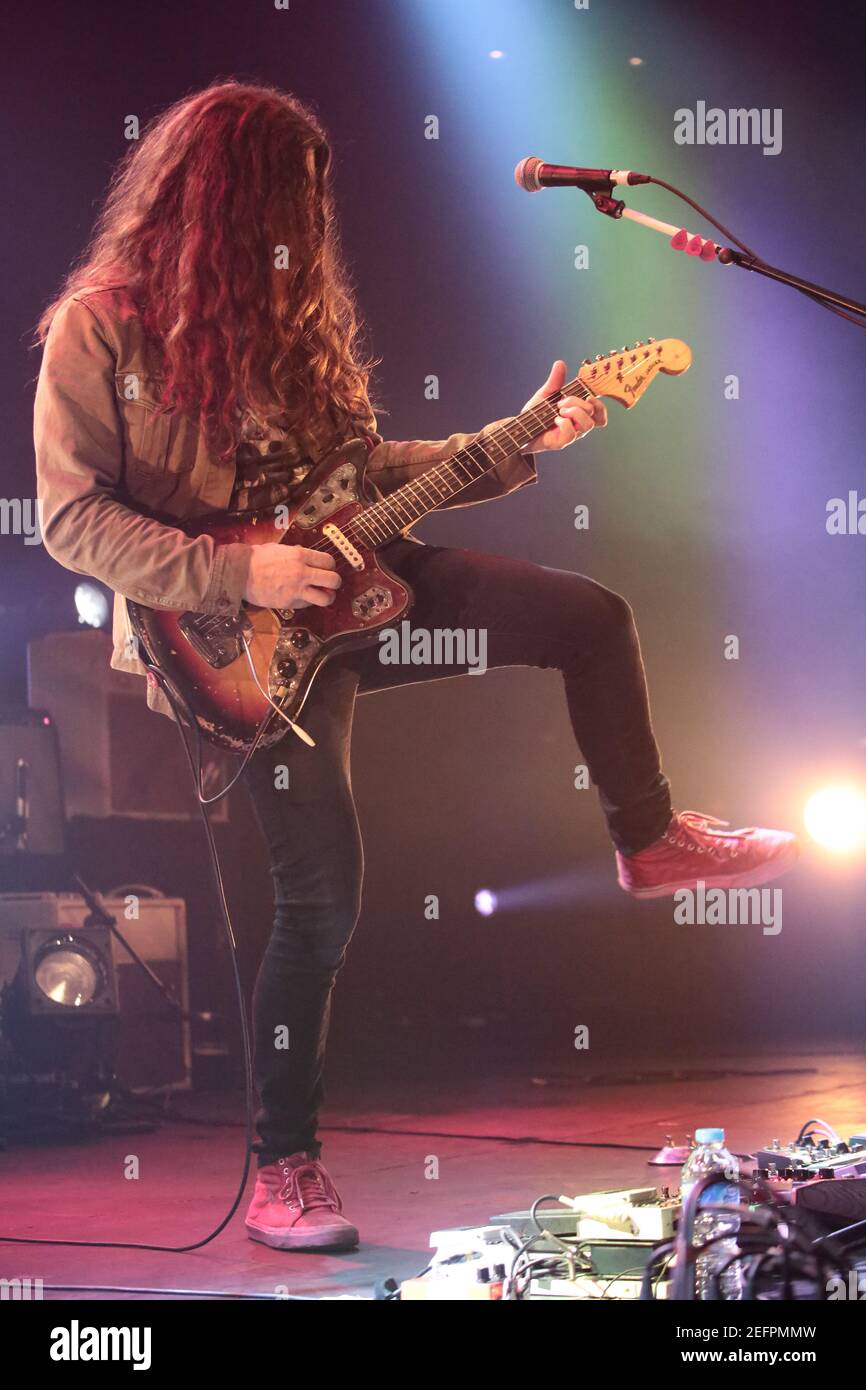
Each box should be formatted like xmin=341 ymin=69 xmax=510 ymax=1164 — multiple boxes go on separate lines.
xmin=73 ymin=873 xmax=187 ymax=1018
xmin=587 ymin=190 xmax=866 ymax=321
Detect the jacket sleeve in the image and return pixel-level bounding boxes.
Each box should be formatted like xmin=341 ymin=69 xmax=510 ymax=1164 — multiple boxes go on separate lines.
xmin=34 ymin=296 xmax=251 ymax=616
xmin=362 ymin=413 xmax=538 ymax=510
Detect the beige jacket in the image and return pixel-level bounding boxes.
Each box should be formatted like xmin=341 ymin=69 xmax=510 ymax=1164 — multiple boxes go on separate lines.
xmin=33 ymin=287 xmax=537 ymax=716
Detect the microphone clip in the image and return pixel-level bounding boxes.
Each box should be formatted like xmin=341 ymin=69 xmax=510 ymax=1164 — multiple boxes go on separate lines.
xmin=588 ymin=192 xmax=626 ymax=219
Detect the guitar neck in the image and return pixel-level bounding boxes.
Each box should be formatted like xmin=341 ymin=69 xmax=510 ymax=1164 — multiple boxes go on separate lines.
xmin=353 ymin=373 xmax=595 ymax=544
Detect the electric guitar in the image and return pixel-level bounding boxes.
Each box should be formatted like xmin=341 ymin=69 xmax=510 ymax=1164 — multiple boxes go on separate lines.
xmin=128 ymin=338 xmax=691 ymax=752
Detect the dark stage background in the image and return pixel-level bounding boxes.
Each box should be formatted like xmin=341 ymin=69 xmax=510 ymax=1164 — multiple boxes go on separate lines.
xmin=2 ymin=0 xmax=865 ymax=1085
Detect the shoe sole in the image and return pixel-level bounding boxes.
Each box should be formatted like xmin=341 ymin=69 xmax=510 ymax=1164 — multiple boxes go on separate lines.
xmin=245 ymin=1221 xmax=360 ymax=1252
xmin=619 ymin=839 xmax=800 ymax=900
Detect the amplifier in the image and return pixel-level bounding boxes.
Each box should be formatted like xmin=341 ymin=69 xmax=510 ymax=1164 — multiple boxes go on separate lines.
xmin=0 ymin=708 xmax=66 ymax=856
xmin=27 ymin=630 xmax=230 ymax=821
xmin=0 ymin=891 xmax=191 ymax=1091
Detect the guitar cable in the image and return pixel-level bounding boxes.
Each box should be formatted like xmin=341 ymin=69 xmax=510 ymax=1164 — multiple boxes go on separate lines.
xmin=0 ymin=652 xmax=274 ymax=1271
xmin=241 ymin=633 xmax=316 ymax=749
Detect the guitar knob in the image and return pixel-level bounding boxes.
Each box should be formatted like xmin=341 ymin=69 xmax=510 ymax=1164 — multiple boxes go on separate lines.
xmin=276 ymin=657 xmax=298 ymax=680
xmin=290 ymin=630 xmax=310 ymax=649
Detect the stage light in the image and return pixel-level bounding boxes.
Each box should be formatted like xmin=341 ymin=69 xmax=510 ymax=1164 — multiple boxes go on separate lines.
xmin=474 ymin=888 xmax=498 ymax=916
xmin=74 ymin=581 xmax=110 ymax=629
xmin=628 ymin=56 xmax=644 ymax=66
xmin=2 ymin=926 xmax=119 ymax=1072
xmin=488 ymin=49 xmax=505 ymax=60
xmin=18 ymin=929 xmax=118 ymax=1019
xmin=804 ymin=786 xmax=866 ymax=853
xmin=34 ymin=940 xmax=102 ymax=1008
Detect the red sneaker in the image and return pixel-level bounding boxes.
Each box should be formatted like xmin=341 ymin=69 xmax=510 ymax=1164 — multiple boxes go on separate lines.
xmin=616 ymin=810 xmax=799 ymax=900
xmin=245 ymin=1152 xmax=359 ymax=1251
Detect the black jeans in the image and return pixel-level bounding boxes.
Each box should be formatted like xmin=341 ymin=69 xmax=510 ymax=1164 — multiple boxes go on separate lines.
xmin=241 ymin=540 xmax=671 ymax=1163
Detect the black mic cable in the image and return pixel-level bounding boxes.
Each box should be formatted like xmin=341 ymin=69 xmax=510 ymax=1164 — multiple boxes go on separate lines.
xmin=516 ymin=157 xmax=866 ymax=330
xmin=0 ymin=655 xmax=272 ymax=1267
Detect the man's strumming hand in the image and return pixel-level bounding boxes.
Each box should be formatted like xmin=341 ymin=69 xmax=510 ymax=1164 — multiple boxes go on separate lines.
xmin=244 ymin=544 xmax=342 ymax=609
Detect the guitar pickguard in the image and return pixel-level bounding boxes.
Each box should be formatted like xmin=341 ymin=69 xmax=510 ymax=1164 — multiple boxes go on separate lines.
xmin=292 ymin=461 xmax=359 ymax=528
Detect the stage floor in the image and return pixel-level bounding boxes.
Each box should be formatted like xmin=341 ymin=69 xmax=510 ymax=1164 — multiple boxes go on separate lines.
xmin=1 ymin=1046 xmax=863 ymax=1300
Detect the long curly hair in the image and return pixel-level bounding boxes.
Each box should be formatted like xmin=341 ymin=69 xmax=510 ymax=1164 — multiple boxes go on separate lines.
xmin=38 ymin=80 xmax=376 ymax=456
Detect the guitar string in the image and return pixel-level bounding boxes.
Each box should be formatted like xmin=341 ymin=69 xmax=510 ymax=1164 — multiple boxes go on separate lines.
xmin=297 ymin=377 xmax=590 ymax=558
xmin=217 ymin=352 xmax=657 ymax=713
xmin=214 ymin=352 xmax=654 ymax=629
xmin=340 ymin=376 xmax=596 ymax=547
xmin=295 ymin=352 xmax=655 ymax=559
xmin=189 ymin=350 xmax=656 ymax=717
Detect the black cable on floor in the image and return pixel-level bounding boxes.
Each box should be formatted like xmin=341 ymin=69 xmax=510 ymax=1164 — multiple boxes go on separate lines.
xmin=159 ymin=1109 xmax=661 ymax=1152
xmin=322 ymin=1124 xmax=659 ymax=1152
xmin=0 ymin=663 xmax=262 ymax=1256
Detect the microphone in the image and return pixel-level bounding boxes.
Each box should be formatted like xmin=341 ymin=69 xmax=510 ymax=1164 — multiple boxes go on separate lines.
xmin=515 ymin=157 xmax=650 ymax=194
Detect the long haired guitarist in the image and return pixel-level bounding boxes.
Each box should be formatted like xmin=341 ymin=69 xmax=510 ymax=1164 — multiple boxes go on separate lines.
xmin=34 ymin=81 xmax=797 ymax=1251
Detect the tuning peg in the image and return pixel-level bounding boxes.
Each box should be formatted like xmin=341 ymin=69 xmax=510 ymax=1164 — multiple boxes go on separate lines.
xmin=595 ymin=354 xmax=604 ymax=361
xmin=581 ymin=357 xmax=591 ymax=365
xmin=648 ymin=336 xmax=656 ymax=343
xmin=633 ymin=340 xmax=643 ymax=348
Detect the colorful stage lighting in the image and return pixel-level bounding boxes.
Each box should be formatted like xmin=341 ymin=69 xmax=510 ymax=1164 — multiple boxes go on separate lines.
xmin=74 ymin=581 xmax=110 ymax=629
xmin=474 ymin=889 xmax=498 ymax=916
xmin=803 ymin=786 xmax=866 ymax=853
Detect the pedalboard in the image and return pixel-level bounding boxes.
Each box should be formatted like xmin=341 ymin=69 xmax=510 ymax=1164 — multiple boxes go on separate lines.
xmin=755 ymin=1134 xmax=866 ymax=1182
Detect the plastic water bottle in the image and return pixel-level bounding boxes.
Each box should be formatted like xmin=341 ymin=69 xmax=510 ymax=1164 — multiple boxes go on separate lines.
xmin=680 ymin=1127 xmax=743 ymax=1299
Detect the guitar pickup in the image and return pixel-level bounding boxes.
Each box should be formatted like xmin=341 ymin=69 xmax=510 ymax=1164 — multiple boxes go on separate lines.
xmin=322 ymin=522 xmax=364 ymax=569
xmin=178 ymin=610 xmax=253 ymax=668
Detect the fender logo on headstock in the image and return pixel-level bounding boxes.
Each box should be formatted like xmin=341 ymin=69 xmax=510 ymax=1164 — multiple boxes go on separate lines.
xmin=581 ymin=338 xmax=692 ymax=408
xmin=621 ymin=370 xmax=651 ymax=398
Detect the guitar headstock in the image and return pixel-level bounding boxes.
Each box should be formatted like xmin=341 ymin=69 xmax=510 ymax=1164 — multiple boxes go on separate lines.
xmin=578 ymin=338 xmax=692 ymax=407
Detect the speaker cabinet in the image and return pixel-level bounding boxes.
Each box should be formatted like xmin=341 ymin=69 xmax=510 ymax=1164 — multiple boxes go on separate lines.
xmin=27 ymin=630 xmax=230 ymax=821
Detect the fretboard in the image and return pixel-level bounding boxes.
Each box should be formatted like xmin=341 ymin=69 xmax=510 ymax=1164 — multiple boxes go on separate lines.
xmin=348 ymin=373 xmax=595 ymax=547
